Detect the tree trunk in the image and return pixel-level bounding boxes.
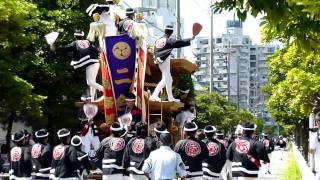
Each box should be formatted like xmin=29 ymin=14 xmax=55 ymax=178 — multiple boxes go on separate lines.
xmin=5 ymin=112 xmax=15 ymax=147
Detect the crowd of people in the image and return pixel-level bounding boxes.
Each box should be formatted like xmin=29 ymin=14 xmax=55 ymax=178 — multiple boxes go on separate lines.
xmin=0 ymin=119 xmax=289 ymax=180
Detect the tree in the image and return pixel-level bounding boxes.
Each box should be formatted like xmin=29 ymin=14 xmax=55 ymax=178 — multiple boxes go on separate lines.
xmin=0 ymin=0 xmax=45 ymax=145
xmin=212 ymin=0 xmax=320 ymax=50
xmin=195 ymin=92 xmax=262 ymax=134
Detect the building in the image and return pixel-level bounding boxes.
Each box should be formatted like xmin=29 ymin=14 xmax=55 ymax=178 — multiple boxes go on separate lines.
xmin=139 ymin=0 xmax=184 ymax=49
xmin=249 ymin=44 xmax=279 ymax=119
xmin=193 ymin=20 xmax=278 ymax=116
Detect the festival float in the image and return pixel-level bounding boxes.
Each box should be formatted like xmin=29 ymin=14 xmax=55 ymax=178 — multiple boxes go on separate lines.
xmin=46 ymin=0 xmax=200 ymax=178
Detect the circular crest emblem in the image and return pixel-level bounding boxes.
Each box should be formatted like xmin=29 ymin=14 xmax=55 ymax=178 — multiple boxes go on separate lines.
xmin=112 ymin=41 xmax=132 ymax=60
xmin=53 ymin=145 xmax=65 ymax=160
xmin=110 ymin=137 xmax=125 ymax=151
xmin=185 ymin=141 xmax=201 ymax=157
xmin=10 ymin=147 xmax=22 ymax=162
xmin=31 ymin=144 xmax=42 ymax=159
xmin=123 ymin=20 xmax=134 ymax=31
xmin=155 ymin=38 xmax=166 ymax=49
xmin=235 ymin=139 xmax=250 ymax=154
xmin=77 ymin=40 xmax=90 ymax=49
xmin=132 ymin=138 xmax=144 ymax=154
xmin=207 ymin=142 xmax=219 ymax=156
xmin=263 ymin=139 xmax=270 ymax=148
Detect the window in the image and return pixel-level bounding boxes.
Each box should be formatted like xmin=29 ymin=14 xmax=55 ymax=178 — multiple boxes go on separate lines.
xmin=250 ymin=48 xmax=256 ymax=51
xmin=250 ymin=55 xmax=256 ymax=60
xmin=216 ymin=38 xmax=222 ymax=43
xmin=250 ymin=62 xmax=256 ymax=67
xmin=268 ymin=47 xmax=275 ymax=52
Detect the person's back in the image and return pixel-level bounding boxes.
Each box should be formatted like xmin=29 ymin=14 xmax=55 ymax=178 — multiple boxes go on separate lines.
xmin=10 ymin=131 xmax=32 ymax=179
xmin=31 ymin=129 xmax=52 ymax=179
xmin=227 ymin=123 xmax=269 ymax=178
xmin=143 ymin=133 xmax=187 ymax=180
xmin=123 ymin=122 xmax=157 ymax=179
xmin=51 ymin=128 xmax=79 ymax=179
xmin=174 ymin=122 xmax=208 ymax=179
xmin=202 ymin=126 xmax=227 ymax=179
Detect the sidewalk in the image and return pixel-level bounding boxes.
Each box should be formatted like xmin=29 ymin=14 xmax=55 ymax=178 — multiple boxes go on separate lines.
xmin=259 ymin=149 xmax=289 ymax=179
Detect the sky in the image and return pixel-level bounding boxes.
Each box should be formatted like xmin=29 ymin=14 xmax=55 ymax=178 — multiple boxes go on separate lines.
xmin=120 ymin=0 xmax=263 ymax=44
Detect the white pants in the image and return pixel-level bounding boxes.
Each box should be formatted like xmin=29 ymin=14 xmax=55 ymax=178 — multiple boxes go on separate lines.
xmin=129 ymin=174 xmax=148 ymax=180
xmin=232 ymin=177 xmax=257 ymax=180
xmin=151 ymin=58 xmax=178 ymax=101
xmin=86 ymin=63 xmax=104 ymax=101
xmin=221 ymin=160 xmax=231 ymax=180
xmin=103 ymin=174 xmax=124 ymax=180
xmin=81 ymin=127 xmax=100 ymax=153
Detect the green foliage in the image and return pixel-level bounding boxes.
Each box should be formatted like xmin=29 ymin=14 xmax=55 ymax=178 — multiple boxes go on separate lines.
xmin=212 ymin=0 xmax=320 ymax=51
xmin=282 ymin=146 xmax=302 ymax=180
xmin=263 ymin=44 xmax=320 ymax=125
xmin=0 ymin=0 xmax=44 ymax=125
xmin=195 ymin=92 xmax=263 ymax=134
xmin=0 ymin=0 xmax=104 ymax=136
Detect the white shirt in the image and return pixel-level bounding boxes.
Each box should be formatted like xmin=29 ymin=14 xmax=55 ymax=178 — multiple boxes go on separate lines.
xmin=310 ymin=130 xmax=320 ymax=171
xmin=142 ymin=146 xmax=187 ymax=180
xmin=175 ymin=111 xmax=195 ymax=128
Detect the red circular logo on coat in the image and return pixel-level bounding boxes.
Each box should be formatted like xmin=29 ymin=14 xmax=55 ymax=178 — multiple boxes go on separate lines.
xmin=185 ymin=141 xmax=201 ymax=157
xmin=53 ymin=145 xmax=65 ymax=160
xmin=10 ymin=147 xmax=22 ymax=162
xmin=110 ymin=138 xmax=125 ymax=151
xmin=124 ymin=20 xmax=134 ymax=31
xmin=77 ymin=40 xmax=90 ymax=49
xmin=235 ymin=139 xmax=250 ymax=154
xmin=31 ymin=144 xmax=42 ymax=158
xmin=155 ymin=38 xmax=166 ymax=48
xmin=207 ymin=142 xmax=219 ymax=156
xmin=263 ymin=139 xmax=270 ymax=148
xmin=132 ymin=139 xmax=144 ymax=154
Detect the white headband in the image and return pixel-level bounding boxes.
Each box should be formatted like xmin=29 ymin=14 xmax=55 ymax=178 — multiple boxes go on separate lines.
xmin=125 ymin=98 xmax=135 ymax=101
xmin=111 ymin=124 xmax=123 ymax=131
xmin=154 ymin=128 xmax=169 ymax=134
xmin=120 ymin=128 xmax=128 ymax=137
xmin=35 ymin=131 xmax=49 ymax=138
xmin=204 ymin=126 xmax=216 ymax=133
xmin=12 ymin=134 xmax=25 ymax=142
xmin=216 ymin=133 xmax=224 ymax=136
xmin=165 ymin=26 xmax=174 ymax=30
xmin=57 ymin=129 xmax=70 ymax=138
xmin=180 ymin=89 xmax=190 ymax=94
xmin=126 ymin=10 xmax=135 ymax=14
xmin=71 ymin=135 xmax=82 ymax=146
xmin=183 ymin=122 xmax=198 ymax=132
xmin=242 ymin=124 xmax=257 ymax=131
xmin=74 ymin=31 xmax=84 ymax=36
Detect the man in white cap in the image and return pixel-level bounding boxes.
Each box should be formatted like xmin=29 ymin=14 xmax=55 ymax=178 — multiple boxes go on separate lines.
xmin=227 ymin=122 xmax=269 ymax=180
xmin=150 ymin=25 xmax=196 ymax=102
xmin=143 ymin=133 xmax=187 ymax=180
xmin=31 ymin=129 xmax=52 ymax=179
xmin=50 ymin=128 xmax=80 ymax=179
xmin=9 ymin=131 xmax=32 ymax=179
xmin=174 ymin=122 xmax=209 ymax=179
xmin=96 ymin=122 xmax=127 ymax=180
xmin=202 ymin=126 xmax=227 ymax=180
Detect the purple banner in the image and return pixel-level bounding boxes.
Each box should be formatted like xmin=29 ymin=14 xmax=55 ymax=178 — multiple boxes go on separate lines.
xmin=105 ymin=35 xmax=136 ymax=116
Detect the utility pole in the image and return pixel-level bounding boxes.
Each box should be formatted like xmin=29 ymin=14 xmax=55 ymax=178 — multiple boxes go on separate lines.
xmin=227 ymin=33 xmax=231 ymax=101
xmin=209 ymin=0 xmax=214 ymax=93
xmin=176 ymin=0 xmax=181 ymax=58
xmin=237 ymin=56 xmax=240 ymax=114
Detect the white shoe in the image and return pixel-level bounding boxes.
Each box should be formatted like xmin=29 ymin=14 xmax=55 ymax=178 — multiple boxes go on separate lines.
xmin=150 ymin=96 xmax=161 ymax=101
xmin=168 ymin=98 xmax=180 ymax=102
